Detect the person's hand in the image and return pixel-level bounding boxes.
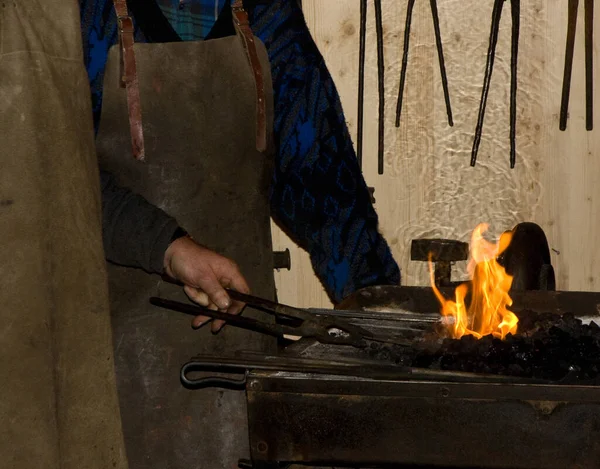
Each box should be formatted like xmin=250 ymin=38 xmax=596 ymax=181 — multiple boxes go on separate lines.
xmin=163 ymin=235 xmax=250 ymax=333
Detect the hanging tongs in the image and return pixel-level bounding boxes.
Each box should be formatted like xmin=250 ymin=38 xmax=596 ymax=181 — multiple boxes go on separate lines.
xmin=395 ymin=0 xmax=453 ymax=129
xmin=357 ymin=0 xmax=386 ymax=174
xmin=560 ymin=0 xmax=594 ymax=131
xmin=149 ymin=289 xmax=414 ymax=348
xmin=471 ymin=0 xmax=520 ymax=168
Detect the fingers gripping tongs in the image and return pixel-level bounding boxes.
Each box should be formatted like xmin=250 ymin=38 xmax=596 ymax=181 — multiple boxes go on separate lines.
xmin=149 ymin=290 xmax=412 ymax=348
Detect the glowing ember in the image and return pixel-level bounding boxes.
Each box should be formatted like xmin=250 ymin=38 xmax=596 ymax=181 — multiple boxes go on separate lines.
xmin=429 ymin=223 xmax=518 ymax=340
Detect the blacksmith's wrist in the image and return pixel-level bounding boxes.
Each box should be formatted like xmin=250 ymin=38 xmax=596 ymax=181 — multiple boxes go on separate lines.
xmin=169 ymin=226 xmax=189 ymax=245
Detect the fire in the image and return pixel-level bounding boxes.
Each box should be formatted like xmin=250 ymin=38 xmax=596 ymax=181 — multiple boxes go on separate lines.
xmin=429 ymin=223 xmax=518 ymax=340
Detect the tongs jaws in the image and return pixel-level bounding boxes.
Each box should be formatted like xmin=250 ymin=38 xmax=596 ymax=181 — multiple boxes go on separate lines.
xmin=227 ymin=289 xmax=375 ymax=347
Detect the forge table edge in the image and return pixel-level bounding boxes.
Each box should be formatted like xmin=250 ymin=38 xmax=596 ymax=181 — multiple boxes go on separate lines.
xmin=246 ymin=371 xmax=600 ymax=469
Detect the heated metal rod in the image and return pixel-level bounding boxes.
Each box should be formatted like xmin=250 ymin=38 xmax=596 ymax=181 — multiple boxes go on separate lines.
xmin=509 ymin=0 xmax=520 ymax=168
xmin=430 ymin=0 xmax=453 ymax=127
xmin=470 ymin=0 xmax=505 ymax=167
xmin=374 ymin=0 xmax=386 ymax=174
xmin=560 ymin=0 xmax=579 ymax=131
xmin=585 ymin=0 xmax=594 ymax=130
xmin=395 ymin=0 xmax=416 ymax=128
xmin=357 ymin=0 xmax=367 ymax=167
xmin=308 ymin=308 xmax=441 ymax=323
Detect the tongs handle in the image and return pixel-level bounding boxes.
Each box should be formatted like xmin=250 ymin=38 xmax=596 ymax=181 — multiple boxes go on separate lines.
xmin=180 ymin=361 xmax=247 ymax=390
xmin=225 ymin=289 xmax=311 ymax=320
xmin=150 ymin=295 xmax=360 ymax=345
xmin=149 ymin=297 xmax=288 ymax=338
xmin=180 ymin=353 xmax=415 ymax=390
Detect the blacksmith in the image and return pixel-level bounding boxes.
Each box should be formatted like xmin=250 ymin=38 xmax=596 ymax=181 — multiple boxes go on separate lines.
xmin=1 ymin=1 xmax=399 ymax=468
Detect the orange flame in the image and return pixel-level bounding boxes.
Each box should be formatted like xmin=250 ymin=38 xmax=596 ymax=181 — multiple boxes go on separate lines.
xmin=429 ymin=223 xmax=518 ymax=340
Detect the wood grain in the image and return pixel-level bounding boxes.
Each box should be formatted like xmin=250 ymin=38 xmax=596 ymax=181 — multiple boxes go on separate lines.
xmin=271 ymin=0 xmax=600 ymax=308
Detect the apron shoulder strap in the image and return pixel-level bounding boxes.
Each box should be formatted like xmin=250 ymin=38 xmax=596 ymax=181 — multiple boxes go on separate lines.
xmin=231 ymin=0 xmax=268 ymax=153
xmin=113 ymin=0 xmax=145 ymax=160
xmin=111 ymin=0 xmax=267 ymax=158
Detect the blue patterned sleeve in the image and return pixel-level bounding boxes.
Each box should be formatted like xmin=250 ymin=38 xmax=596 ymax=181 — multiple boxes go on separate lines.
xmin=249 ymin=0 xmax=400 ymax=303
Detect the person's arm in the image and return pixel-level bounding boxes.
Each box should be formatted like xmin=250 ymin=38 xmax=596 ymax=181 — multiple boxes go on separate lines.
xmin=100 ymin=170 xmax=248 ymax=332
xmin=81 ymin=2 xmax=246 ymax=330
xmin=100 ymin=169 xmax=179 ymax=273
xmin=249 ymin=1 xmax=401 ymax=304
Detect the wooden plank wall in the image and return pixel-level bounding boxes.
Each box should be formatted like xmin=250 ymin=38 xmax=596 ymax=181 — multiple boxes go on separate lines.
xmin=271 ymin=0 xmax=600 ymax=308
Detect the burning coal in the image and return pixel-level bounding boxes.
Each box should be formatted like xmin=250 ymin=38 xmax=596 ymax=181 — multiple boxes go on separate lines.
xmin=429 ymin=223 xmax=519 ymax=340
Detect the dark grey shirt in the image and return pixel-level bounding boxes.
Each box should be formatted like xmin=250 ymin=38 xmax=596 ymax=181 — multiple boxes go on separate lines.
xmin=100 ymin=170 xmax=179 ymax=274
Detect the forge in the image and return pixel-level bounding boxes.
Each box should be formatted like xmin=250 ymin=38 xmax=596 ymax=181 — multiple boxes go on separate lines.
xmin=158 ymin=223 xmax=600 ymax=469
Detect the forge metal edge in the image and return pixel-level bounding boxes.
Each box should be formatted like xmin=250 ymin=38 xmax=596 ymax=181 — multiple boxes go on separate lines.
xmin=246 ymin=371 xmax=600 ymax=469
xmin=338 ymin=285 xmax=600 ymax=321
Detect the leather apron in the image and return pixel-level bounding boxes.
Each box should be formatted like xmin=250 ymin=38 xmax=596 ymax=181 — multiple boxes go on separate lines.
xmin=95 ymin=9 xmax=276 ymax=469
xmin=0 ymin=2 xmax=128 ymax=469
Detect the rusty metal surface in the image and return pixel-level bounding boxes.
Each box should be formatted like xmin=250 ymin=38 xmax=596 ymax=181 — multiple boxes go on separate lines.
xmin=246 ymin=373 xmax=600 ymax=468
xmin=238 ymin=285 xmax=600 ymax=468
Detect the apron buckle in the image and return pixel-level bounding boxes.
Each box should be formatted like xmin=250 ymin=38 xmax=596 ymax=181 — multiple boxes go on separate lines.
xmin=231 ymin=8 xmax=249 ymax=27
xmin=117 ymin=15 xmax=134 ymax=35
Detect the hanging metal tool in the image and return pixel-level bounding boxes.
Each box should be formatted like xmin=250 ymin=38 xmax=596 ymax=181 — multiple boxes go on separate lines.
xmin=560 ymin=0 xmax=594 ymax=131
xmin=395 ymin=0 xmax=454 ymax=129
xmin=471 ymin=0 xmax=520 ymax=169
xmin=357 ymin=0 xmax=367 ymax=169
xmin=357 ymin=0 xmax=386 ymax=174
xmin=375 ymin=0 xmax=385 ymax=174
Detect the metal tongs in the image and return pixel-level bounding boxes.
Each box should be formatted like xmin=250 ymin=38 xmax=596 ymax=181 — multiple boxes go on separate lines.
xmin=149 ymin=289 xmax=414 ymax=348
xmin=395 ymin=0 xmax=453 ymax=129
xmin=560 ymin=0 xmax=594 ymax=131
xmin=357 ymin=0 xmax=385 ymax=173
xmin=178 ymin=352 xmax=549 ymax=390
xmin=471 ymin=0 xmax=520 ymax=168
